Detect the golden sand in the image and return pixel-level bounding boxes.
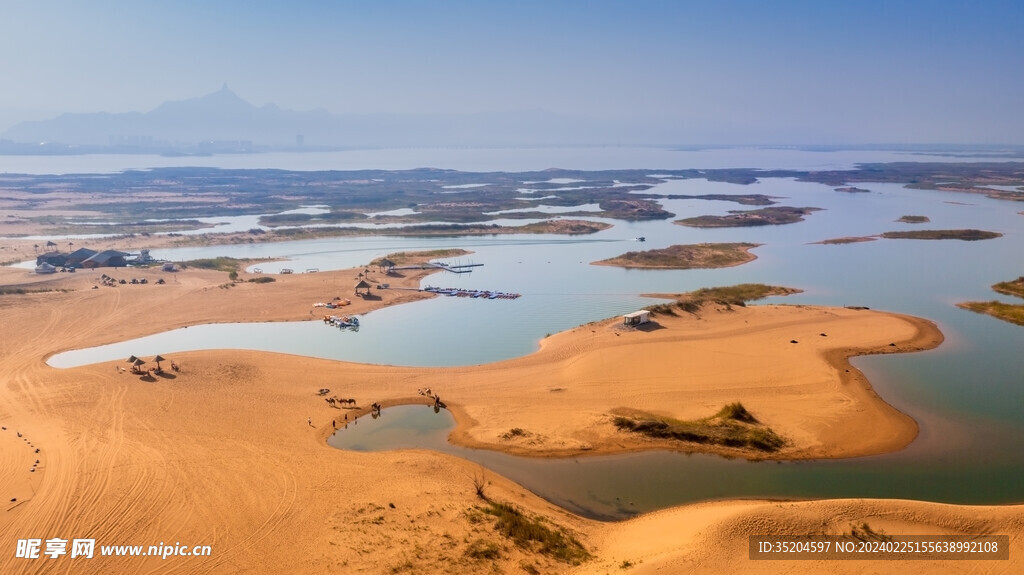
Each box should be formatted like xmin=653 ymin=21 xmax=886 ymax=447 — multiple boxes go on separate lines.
xmin=0 ymin=260 xmax=1020 ymax=574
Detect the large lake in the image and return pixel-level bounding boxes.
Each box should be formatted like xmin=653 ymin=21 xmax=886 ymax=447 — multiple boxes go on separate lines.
xmin=26 ymin=147 xmax=1024 ymax=518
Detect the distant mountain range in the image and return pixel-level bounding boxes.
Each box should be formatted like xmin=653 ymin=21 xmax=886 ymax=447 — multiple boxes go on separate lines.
xmin=1 ymin=86 xmax=669 ymax=152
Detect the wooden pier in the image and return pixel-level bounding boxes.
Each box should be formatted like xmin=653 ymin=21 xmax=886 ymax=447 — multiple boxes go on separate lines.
xmin=390 ymin=262 xmax=484 ymax=274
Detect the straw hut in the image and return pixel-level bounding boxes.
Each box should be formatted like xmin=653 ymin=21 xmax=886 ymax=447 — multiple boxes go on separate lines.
xmin=355 ymin=279 xmax=372 ymax=296
xmin=131 ymin=358 xmax=147 ymax=373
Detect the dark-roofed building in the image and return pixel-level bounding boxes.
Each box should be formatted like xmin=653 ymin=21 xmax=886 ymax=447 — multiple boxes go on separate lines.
xmin=66 ymin=247 xmax=98 ymax=267
xmin=81 ymin=250 xmax=129 ymax=269
xmin=36 ymin=252 xmax=69 ymax=267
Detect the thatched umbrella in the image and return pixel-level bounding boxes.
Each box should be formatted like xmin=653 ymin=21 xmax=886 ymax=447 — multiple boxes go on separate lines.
xmin=127 ymin=355 xmax=139 ymax=363
xmin=153 ymin=355 xmax=166 ymax=370
xmin=132 ymin=358 xmax=146 ymax=372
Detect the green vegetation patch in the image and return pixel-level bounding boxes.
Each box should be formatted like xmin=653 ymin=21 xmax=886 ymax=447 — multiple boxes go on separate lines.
xmin=897 ymin=215 xmax=930 ymax=223
xmin=880 ymin=229 xmax=1002 ymax=241
xmin=370 ymin=249 xmax=470 ymax=266
xmin=815 ymin=236 xmax=878 ymax=245
xmin=478 ymin=501 xmax=590 ymax=564
xmin=715 ymin=401 xmax=759 ymax=423
xmin=464 ymin=538 xmax=503 ymax=561
xmin=681 ymin=283 xmax=802 ymax=303
xmin=613 ymin=403 xmax=785 ymax=452
xmin=643 ymin=284 xmax=801 ymax=315
xmin=593 ymin=242 xmax=760 ymax=269
xmin=675 ymin=206 xmax=821 ymax=228
xmin=958 ymin=301 xmax=1024 ymax=326
xmin=596 ymin=198 xmax=674 ymax=220
xmin=992 ymin=276 xmax=1024 ymax=299
xmin=178 ymin=257 xmax=242 ymax=272
xmin=0 ymin=286 xmax=70 ymax=296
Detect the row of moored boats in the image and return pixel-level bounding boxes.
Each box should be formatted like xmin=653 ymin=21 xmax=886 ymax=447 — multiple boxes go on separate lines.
xmin=323 ymin=315 xmax=360 ymax=329
xmin=423 ymin=286 xmax=521 ymax=300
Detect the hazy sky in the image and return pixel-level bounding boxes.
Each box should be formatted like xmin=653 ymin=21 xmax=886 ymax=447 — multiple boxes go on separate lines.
xmin=2 ymin=0 xmax=1023 ymax=145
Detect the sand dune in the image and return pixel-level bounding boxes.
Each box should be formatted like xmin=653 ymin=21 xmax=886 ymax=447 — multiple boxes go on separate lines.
xmin=0 ymin=261 xmax=1019 ymax=574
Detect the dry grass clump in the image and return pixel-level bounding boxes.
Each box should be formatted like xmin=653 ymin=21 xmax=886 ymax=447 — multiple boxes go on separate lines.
xmin=613 ymin=403 xmax=785 ymax=452
xmin=476 ymin=500 xmax=591 ymax=565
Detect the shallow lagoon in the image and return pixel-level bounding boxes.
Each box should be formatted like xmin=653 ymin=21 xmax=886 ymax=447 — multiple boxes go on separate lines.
xmin=329 ymin=404 xmax=1024 ymax=521
xmin=41 ymin=157 xmax=1024 ymax=515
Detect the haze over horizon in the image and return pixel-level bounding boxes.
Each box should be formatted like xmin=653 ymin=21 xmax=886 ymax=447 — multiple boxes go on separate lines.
xmin=2 ymin=0 xmax=1023 ymax=146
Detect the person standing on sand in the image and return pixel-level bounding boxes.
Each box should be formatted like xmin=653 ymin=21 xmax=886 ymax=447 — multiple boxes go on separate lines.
xmin=307 ymin=417 xmax=312 ymax=427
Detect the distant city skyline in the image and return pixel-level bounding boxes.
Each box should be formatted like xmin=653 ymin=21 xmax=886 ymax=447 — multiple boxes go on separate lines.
xmin=2 ymin=0 xmax=1023 ymax=145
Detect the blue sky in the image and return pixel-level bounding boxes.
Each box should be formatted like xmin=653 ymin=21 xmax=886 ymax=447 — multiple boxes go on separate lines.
xmin=2 ymin=0 xmax=1023 ymax=144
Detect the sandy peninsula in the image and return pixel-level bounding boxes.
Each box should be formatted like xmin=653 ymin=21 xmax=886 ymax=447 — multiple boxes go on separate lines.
xmin=1 ymin=257 xmax=1021 ymax=574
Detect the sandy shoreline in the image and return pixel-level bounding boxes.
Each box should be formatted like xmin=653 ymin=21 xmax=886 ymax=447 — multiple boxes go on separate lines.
xmin=1 ymin=259 xmax=1021 ymax=573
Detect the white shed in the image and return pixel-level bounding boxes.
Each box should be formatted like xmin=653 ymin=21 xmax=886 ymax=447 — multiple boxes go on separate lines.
xmin=623 ymin=310 xmax=650 ymax=327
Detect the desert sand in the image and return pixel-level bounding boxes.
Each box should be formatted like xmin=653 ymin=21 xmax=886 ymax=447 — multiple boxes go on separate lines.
xmin=0 ymin=259 xmax=1020 ymax=574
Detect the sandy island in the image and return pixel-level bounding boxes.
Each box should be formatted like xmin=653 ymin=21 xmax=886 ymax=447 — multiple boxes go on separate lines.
xmin=591 ymin=243 xmax=760 ymax=270
xmin=1 ymin=257 xmax=1021 ymax=574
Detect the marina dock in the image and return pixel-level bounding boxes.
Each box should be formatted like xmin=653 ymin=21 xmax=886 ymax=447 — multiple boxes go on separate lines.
xmin=422 ymin=286 xmax=520 ymax=300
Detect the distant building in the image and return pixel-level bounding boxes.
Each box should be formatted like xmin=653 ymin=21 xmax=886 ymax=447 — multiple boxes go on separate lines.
xmin=35 ymin=252 xmax=68 ymax=267
xmin=66 ymin=248 xmax=99 ymax=267
xmin=80 ymin=250 xmax=129 ymax=269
